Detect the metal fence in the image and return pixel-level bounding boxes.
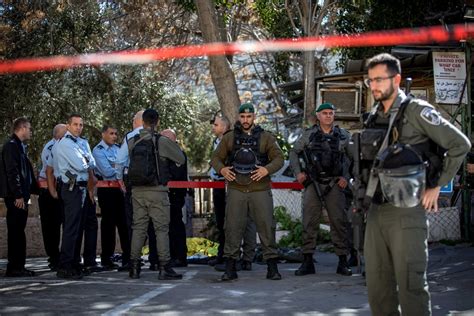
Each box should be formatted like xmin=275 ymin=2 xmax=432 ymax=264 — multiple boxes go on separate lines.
xmin=190 ymin=180 xmax=463 ymax=242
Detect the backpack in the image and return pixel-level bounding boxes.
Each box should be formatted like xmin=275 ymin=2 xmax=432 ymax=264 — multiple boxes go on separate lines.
xmin=127 ymin=133 xmax=161 ymax=186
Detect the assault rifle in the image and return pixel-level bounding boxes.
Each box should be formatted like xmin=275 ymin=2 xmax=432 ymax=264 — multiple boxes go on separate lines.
xmin=301 ymin=148 xmax=327 ymax=209
xmin=348 ymin=133 xmax=366 ymax=274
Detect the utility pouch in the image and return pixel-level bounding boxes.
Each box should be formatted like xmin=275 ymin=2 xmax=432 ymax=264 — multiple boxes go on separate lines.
xmin=359 ymin=129 xmax=386 ymax=161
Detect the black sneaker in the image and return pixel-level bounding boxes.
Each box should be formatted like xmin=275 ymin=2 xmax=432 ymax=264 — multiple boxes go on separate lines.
xmin=56 ymin=268 xmax=83 ymax=280
xmin=101 ymin=261 xmax=119 ymax=270
xmin=5 ymin=268 xmax=36 ymax=277
xmin=158 ymin=266 xmax=183 ymax=280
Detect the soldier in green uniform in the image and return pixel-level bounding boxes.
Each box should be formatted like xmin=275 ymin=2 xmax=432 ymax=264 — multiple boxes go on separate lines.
xmin=211 ymin=103 xmax=284 ymax=281
xmin=127 ymin=109 xmax=186 ymax=281
xmin=360 ymin=53 xmax=471 ymax=315
xmin=289 ymin=103 xmax=353 ymax=277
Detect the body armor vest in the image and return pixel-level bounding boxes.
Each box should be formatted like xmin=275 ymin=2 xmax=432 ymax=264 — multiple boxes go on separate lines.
xmin=361 ymin=98 xmax=444 ymax=188
xmin=229 ymin=124 xmax=269 ymax=167
xmin=306 ymin=126 xmax=345 ymax=179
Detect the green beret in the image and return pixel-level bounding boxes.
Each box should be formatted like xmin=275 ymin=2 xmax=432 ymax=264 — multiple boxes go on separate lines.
xmin=239 ymin=103 xmax=255 ymax=114
xmin=314 ymin=102 xmax=336 ymax=114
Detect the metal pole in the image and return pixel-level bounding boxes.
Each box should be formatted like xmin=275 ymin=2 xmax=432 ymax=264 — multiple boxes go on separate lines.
xmin=462 ymin=41 xmax=472 ymax=240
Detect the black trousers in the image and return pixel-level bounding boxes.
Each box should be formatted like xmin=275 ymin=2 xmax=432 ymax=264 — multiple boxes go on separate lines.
xmin=77 ymin=195 xmax=98 ymax=266
xmin=124 ymin=190 xmax=133 ymax=245
xmin=97 ymin=187 xmax=130 ymax=264
xmin=148 ymin=194 xmax=187 ymax=264
xmin=59 ymin=184 xmax=86 ymax=269
xmin=38 ymin=188 xmax=63 ymax=265
xmin=5 ymin=197 xmax=28 ymax=271
xmin=213 ymin=188 xmax=226 ymax=259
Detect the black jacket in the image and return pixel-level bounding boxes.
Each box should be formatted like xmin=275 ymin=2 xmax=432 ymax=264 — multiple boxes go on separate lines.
xmin=0 ymin=134 xmax=38 ymax=199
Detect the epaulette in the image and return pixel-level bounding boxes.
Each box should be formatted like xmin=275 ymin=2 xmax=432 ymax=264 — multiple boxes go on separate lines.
xmin=66 ymin=135 xmax=77 ymax=143
xmin=114 ymin=143 xmax=120 ymax=148
xmin=97 ymin=144 xmax=104 ymax=150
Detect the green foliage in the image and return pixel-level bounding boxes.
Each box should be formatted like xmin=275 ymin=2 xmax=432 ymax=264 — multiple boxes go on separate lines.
xmin=0 ymin=2 xmax=215 ymax=170
xmin=275 ymin=132 xmax=291 ymax=160
xmin=335 ymin=0 xmax=465 ymax=69
xmin=253 ymin=0 xmax=294 ymax=84
xmin=274 ymin=206 xmax=303 ymax=248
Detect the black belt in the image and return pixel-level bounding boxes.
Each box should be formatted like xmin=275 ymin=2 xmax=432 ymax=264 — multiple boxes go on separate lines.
xmin=76 ymin=181 xmax=88 ymax=187
xmin=62 ymin=181 xmax=87 ymax=187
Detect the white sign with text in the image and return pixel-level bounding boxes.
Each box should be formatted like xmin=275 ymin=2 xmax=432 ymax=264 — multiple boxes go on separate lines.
xmin=432 ymin=51 xmax=467 ymax=104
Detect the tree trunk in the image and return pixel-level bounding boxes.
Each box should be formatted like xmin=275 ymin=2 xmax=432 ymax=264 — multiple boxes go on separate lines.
xmin=303 ymin=50 xmax=316 ymax=125
xmin=195 ymin=0 xmax=240 ymax=124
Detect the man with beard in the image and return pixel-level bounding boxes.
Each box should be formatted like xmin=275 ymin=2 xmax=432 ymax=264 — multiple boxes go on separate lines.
xmin=211 ymin=103 xmax=284 ymax=281
xmin=360 ymin=53 xmax=470 ymax=315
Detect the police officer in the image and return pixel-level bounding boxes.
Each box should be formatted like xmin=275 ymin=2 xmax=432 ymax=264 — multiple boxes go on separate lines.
xmin=360 ymin=53 xmax=470 ymax=315
xmin=93 ymin=125 xmax=130 ymax=270
xmin=38 ymin=124 xmax=67 ymax=271
xmin=211 ymin=103 xmax=284 ymax=281
xmin=289 ymin=103 xmax=353 ymax=276
xmin=55 ymin=113 xmax=96 ymax=279
xmin=1 ymin=117 xmax=39 ymax=277
xmin=127 ymin=109 xmax=185 ymax=280
xmin=208 ymin=114 xmax=257 ymax=271
xmin=162 ymin=129 xmax=188 ymax=266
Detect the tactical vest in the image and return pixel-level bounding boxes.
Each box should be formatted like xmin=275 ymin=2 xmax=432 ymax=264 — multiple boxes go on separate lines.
xmin=228 ymin=124 xmax=269 ymax=167
xmin=361 ymin=96 xmax=444 ymax=188
xmin=127 ymin=133 xmax=170 ymax=187
xmin=306 ymin=126 xmax=345 ymax=179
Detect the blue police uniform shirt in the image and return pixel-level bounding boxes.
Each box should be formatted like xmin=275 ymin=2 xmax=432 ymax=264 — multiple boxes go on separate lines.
xmin=115 ymin=126 xmax=143 ymax=180
xmin=78 ymin=137 xmax=96 ymax=170
xmin=39 ymin=139 xmax=56 ymax=179
xmin=93 ymin=140 xmax=119 ymax=180
xmin=55 ymin=131 xmax=94 ymax=183
xmin=47 ymin=142 xmax=59 ymax=178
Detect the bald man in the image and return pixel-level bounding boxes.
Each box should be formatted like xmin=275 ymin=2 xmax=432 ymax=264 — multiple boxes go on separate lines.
xmin=38 ymin=123 xmax=67 ymax=271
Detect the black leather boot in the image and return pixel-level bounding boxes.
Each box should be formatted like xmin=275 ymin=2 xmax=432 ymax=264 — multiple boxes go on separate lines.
xmin=129 ymin=260 xmax=141 ymax=279
xmin=336 ymin=255 xmax=352 ymax=276
xmin=295 ymin=254 xmax=315 ymax=276
xmin=158 ymin=263 xmax=183 ymax=280
xmin=266 ymin=258 xmax=282 ymax=280
xmin=221 ymin=258 xmax=238 ymax=281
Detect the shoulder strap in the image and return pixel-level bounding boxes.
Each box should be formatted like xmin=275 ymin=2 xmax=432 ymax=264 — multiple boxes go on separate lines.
xmin=364 ymin=95 xmax=412 ymax=202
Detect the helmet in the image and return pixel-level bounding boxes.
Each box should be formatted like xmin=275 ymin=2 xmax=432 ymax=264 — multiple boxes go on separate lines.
xmin=377 ymin=144 xmax=426 ymax=208
xmin=232 ymin=148 xmax=257 ymax=174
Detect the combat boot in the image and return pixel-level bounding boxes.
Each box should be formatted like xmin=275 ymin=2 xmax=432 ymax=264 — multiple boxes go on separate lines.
xmin=336 ymin=255 xmax=352 ymax=276
xmin=266 ymin=258 xmax=282 ymax=280
xmin=158 ymin=263 xmax=183 ymax=280
xmin=129 ymin=260 xmax=141 ymax=279
xmin=221 ymin=258 xmax=238 ymax=281
xmin=295 ymin=254 xmax=315 ymax=276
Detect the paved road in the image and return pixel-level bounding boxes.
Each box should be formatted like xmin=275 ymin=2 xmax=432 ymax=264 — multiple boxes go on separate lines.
xmin=0 ymin=243 xmax=473 ymax=315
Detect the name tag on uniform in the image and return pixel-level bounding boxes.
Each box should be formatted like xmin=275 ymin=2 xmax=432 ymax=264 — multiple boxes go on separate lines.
xmin=440 ymin=180 xmax=453 ymax=193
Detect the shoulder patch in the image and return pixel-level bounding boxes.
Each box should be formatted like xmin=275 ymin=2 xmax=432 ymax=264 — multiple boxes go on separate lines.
xmin=47 ymin=144 xmax=54 ymax=151
xmin=66 ymin=135 xmax=77 ymax=143
xmin=420 ymin=107 xmax=441 ymax=126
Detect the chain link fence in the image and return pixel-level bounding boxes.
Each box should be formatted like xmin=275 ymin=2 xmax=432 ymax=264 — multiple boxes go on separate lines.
xmin=191 ymin=185 xmax=462 ymax=242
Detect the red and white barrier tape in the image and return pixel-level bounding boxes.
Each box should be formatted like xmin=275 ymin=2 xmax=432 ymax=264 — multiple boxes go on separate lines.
xmin=37 ymin=180 xmax=304 ymax=190
xmin=1 ymin=24 xmax=473 ymax=74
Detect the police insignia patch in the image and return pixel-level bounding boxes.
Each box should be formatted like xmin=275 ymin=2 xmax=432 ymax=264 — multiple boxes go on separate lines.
xmin=420 ymin=107 xmax=441 ymax=125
